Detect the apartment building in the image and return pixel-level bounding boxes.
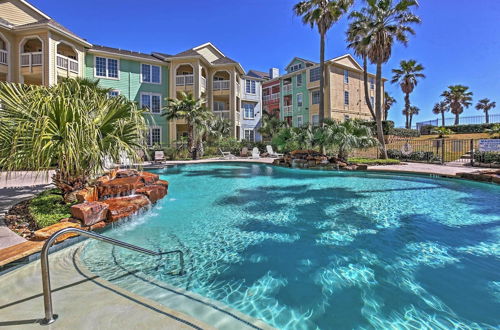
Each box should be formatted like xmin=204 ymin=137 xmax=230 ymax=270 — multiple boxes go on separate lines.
xmin=240 ymin=70 xmax=269 ymax=142
xmin=262 ymin=68 xmax=280 ymax=118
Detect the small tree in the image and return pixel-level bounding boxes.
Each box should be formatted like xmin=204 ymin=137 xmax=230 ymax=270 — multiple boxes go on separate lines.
xmin=432 ymin=101 xmax=449 ymax=127
xmin=327 ymin=119 xmax=378 ymax=161
xmin=441 ymin=85 xmax=473 ymax=125
xmin=475 ymin=98 xmax=496 ymax=124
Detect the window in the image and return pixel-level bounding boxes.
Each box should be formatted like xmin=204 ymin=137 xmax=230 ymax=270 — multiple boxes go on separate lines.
xmin=141 ymin=64 xmax=161 ymax=84
xmin=243 ymin=103 xmax=255 ymax=119
xmin=290 ymin=63 xmax=302 ymax=72
xmin=297 ymin=93 xmax=303 ymax=107
xmin=147 ymin=127 xmax=161 ymax=146
xmin=214 ymin=101 xmax=225 ymax=111
xmin=344 ymin=91 xmax=349 ymax=105
xmin=370 ymin=96 xmax=375 ymax=107
xmin=297 ymin=115 xmax=303 ymax=127
xmin=312 ymin=114 xmax=319 ymax=126
xmin=344 ymin=70 xmax=349 ymax=83
xmin=310 ymin=67 xmax=320 ymax=82
xmin=244 ymin=129 xmax=255 ymax=142
xmin=245 ymin=80 xmax=256 ymax=94
xmin=370 ymin=77 xmax=374 ymax=89
xmin=296 ymin=74 xmax=303 ymax=87
xmin=312 ymin=90 xmax=320 ymax=105
xmin=140 ymin=92 xmax=162 ymax=114
xmin=95 ymin=56 xmax=119 ymax=79
xmin=108 ymin=90 xmax=120 ymax=98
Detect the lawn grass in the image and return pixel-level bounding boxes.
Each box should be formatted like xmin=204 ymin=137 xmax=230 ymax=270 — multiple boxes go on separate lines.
xmin=348 ymin=158 xmax=400 ymax=165
xmin=29 ymin=188 xmax=72 ymax=228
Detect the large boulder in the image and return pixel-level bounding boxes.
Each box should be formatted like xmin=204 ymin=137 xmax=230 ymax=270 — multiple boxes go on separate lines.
xmin=33 ymin=221 xmax=82 ymax=242
xmin=97 ymin=176 xmax=145 ymax=197
xmin=71 ymin=202 xmax=109 ymax=226
xmin=136 ymin=185 xmax=167 ymax=203
xmin=75 ymin=187 xmax=99 ymax=203
xmin=139 ymin=171 xmax=159 ymax=184
xmin=102 ymin=195 xmax=150 ymax=222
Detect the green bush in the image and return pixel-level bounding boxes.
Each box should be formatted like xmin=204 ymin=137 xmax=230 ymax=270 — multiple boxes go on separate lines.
xmin=360 ymin=120 xmax=395 ymax=135
xmin=29 ymin=189 xmax=72 ymax=228
xmin=348 ymin=158 xmax=400 ymax=165
xmin=474 ymin=151 xmax=500 ymax=164
xmin=389 ymin=128 xmax=420 ymax=137
xmin=420 ymin=125 xmax=435 ymax=135
xmin=422 ymin=123 xmax=496 ymax=135
xmin=387 ymin=149 xmax=440 ymax=162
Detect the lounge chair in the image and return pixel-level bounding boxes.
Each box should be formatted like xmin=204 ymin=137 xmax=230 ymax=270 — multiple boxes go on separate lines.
xmin=266 ymin=145 xmax=284 ymax=158
xmin=240 ymin=147 xmax=249 ymax=157
xmin=154 ymin=151 xmax=165 ymax=163
xmin=220 ymin=148 xmax=236 ymax=160
xmin=251 ymin=147 xmax=260 ymax=159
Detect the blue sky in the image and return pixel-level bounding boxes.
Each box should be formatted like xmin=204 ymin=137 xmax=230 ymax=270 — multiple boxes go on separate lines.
xmin=32 ymin=0 xmax=500 ymax=127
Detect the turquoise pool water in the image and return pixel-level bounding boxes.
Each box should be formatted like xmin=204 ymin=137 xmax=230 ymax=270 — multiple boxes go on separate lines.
xmin=82 ymin=163 xmax=500 ymax=329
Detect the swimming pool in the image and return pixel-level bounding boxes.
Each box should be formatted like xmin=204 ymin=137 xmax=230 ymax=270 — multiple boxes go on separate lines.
xmin=82 ymin=163 xmax=500 ymax=329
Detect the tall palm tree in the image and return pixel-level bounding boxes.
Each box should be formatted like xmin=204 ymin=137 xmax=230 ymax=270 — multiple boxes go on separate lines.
xmin=294 ymin=0 xmax=353 ymax=125
xmin=351 ymin=0 xmax=421 ymax=158
xmin=391 ymin=59 xmax=425 ymax=128
xmin=384 ymin=92 xmax=396 ymax=121
xmin=475 ymin=98 xmax=496 ymax=124
xmin=432 ymin=101 xmax=449 ymax=127
xmin=162 ymin=92 xmax=213 ymax=158
xmin=0 ymin=79 xmax=146 ymax=200
xmin=402 ymin=105 xmax=420 ymax=128
xmin=441 ymin=85 xmax=473 ymax=125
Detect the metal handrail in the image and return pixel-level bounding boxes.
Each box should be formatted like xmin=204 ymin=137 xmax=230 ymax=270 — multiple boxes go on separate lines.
xmin=40 ymin=227 xmax=184 ymax=325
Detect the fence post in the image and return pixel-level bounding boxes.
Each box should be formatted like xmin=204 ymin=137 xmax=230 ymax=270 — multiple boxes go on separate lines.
xmin=441 ymin=138 xmax=445 ymax=165
xmin=470 ymin=139 xmax=474 ymax=167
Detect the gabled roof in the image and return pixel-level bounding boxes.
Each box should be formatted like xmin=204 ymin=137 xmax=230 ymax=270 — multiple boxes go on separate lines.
xmin=16 ymin=0 xmax=51 ymax=20
xmin=89 ymin=45 xmax=164 ymax=63
xmin=285 ymin=57 xmax=317 ymax=71
xmin=246 ymin=69 xmax=270 ymax=80
xmin=329 ymin=54 xmax=363 ymax=71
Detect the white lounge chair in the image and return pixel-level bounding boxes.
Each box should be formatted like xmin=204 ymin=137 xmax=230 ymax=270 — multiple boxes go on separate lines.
xmin=220 ymin=148 xmax=236 ymax=160
xmin=251 ymin=147 xmax=260 ymax=159
xmin=119 ymin=151 xmax=132 ymax=168
xmin=154 ymin=151 xmax=165 ymax=163
xmin=266 ymin=145 xmax=284 ymax=158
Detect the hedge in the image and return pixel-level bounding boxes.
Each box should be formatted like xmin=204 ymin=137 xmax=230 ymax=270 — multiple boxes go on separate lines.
xmin=389 ymin=128 xmax=420 ymax=137
xmin=473 ymin=151 xmax=500 ymax=164
xmin=361 ymin=120 xmax=395 ymax=135
xmin=387 ymin=149 xmax=440 ymax=162
xmin=421 ymin=123 xmax=496 ymax=135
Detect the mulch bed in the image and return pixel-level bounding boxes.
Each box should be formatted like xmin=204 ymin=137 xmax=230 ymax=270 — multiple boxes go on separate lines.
xmin=4 ymin=200 xmax=38 ymax=240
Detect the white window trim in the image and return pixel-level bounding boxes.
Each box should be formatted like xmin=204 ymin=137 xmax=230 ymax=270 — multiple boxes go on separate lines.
xmin=147 ymin=126 xmax=162 ymax=146
xmin=108 ymin=89 xmax=120 ymax=98
xmin=296 ymin=74 xmax=303 ymax=87
xmin=311 ymin=90 xmax=320 ymax=105
xmin=297 ymin=115 xmax=303 ymax=127
xmin=243 ymin=103 xmax=255 ymax=120
xmin=245 ymin=79 xmax=256 ymax=95
xmin=344 ymin=70 xmax=349 ymax=84
xmin=140 ymin=63 xmax=162 ymax=84
xmin=94 ymin=56 xmax=120 ymax=80
xmin=297 ymin=93 xmax=303 ymax=108
xmin=243 ymin=128 xmax=255 ymax=142
xmin=140 ymin=92 xmax=162 ymax=114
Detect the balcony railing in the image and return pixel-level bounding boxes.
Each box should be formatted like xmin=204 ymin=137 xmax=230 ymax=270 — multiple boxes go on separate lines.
xmin=0 ymin=50 xmax=7 ymax=65
xmin=56 ymin=54 xmax=79 ymax=74
xmin=283 ymin=84 xmax=292 ymax=94
xmin=213 ymin=110 xmax=230 ymax=120
xmin=20 ymin=52 xmax=42 ymax=67
xmin=176 ymin=74 xmax=194 ymax=86
xmin=283 ymin=105 xmax=293 ymax=116
xmin=201 ymin=76 xmax=206 ymax=90
xmin=263 ymin=93 xmax=280 ymax=103
xmin=213 ymin=80 xmax=230 ymax=90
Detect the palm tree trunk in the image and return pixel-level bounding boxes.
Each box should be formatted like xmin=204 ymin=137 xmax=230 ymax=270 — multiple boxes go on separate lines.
xmin=404 ymin=93 xmax=410 ymax=129
xmin=409 ymin=114 xmax=413 ymax=128
xmin=363 ymin=56 xmax=376 ymax=120
xmin=485 ymin=110 xmax=489 ymax=124
xmin=454 ymin=111 xmax=459 ymax=125
xmin=187 ymin=124 xmax=195 ymax=159
xmin=319 ymin=30 xmax=325 ymax=125
xmin=375 ymin=63 xmax=387 ymax=159
xmin=441 ymin=111 xmax=445 ymax=127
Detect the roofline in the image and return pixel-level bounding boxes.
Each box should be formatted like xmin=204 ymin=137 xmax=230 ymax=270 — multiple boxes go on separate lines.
xmin=192 ymin=42 xmax=225 ymax=57
xmin=13 ymin=22 xmax=92 ymax=47
xmin=87 ymin=49 xmax=166 ymax=64
xmin=242 ymin=74 xmax=266 ymax=82
xmin=19 ymin=0 xmax=51 ymax=20
xmin=284 ymin=56 xmax=316 ymax=70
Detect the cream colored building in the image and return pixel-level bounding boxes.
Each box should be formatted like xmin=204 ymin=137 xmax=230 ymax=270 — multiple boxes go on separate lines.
xmin=0 ymin=0 xmax=90 ymax=85
xmin=153 ymin=43 xmax=245 ymax=141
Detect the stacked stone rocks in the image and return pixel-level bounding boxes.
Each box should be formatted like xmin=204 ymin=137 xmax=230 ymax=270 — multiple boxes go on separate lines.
xmin=456 ymin=169 xmax=500 ymax=184
xmin=272 ymin=150 xmax=368 ymax=171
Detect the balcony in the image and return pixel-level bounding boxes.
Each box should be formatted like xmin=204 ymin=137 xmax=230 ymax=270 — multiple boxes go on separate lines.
xmin=283 ymin=84 xmax=292 ymax=94
xmin=213 ymin=80 xmax=230 ymax=90
xmin=176 ymin=74 xmax=194 ymax=86
xmin=201 ymin=76 xmax=206 ymax=90
xmin=0 ymin=50 xmax=7 ymax=65
xmin=213 ymin=110 xmax=230 ymax=120
xmin=21 ymin=52 xmax=42 ymax=67
xmin=263 ymin=93 xmax=279 ymax=104
xmin=283 ymin=105 xmax=293 ymax=116
xmin=56 ymin=54 xmax=78 ymax=74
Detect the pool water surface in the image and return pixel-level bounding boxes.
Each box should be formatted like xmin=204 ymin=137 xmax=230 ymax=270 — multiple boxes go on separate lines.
xmin=82 ymin=163 xmax=500 ymax=329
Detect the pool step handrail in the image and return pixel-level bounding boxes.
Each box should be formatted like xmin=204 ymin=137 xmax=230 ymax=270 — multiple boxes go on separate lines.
xmin=40 ymin=227 xmax=184 ymax=325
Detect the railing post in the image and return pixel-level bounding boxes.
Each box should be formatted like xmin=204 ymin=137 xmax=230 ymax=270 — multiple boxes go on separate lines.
xmin=470 ymin=139 xmax=474 ymax=167
xmin=441 ymin=138 xmax=445 ymax=165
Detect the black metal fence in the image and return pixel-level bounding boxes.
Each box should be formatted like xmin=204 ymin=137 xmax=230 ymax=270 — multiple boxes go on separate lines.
xmin=416 ymin=114 xmax=500 ymax=130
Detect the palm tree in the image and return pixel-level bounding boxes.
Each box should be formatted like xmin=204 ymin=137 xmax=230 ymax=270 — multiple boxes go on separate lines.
xmin=327 ymin=119 xmax=378 ymax=160
xmin=432 ymin=101 xmax=449 ymax=127
xmin=441 ymin=85 xmax=473 ymax=125
xmin=259 ymin=109 xmax=288 ymax=142
xmin=475 ymin=98 xmax=496 ymax=124
xmin=351 ymin=0 xmax=421 ymax=158
xmin=391 ymin=59 xmax=425 ymax=128
xmin=0 ymin=79 xmax=146 ymax=200
xmin=162 ymin=92 xmax=213 ymax=159
xmin=403 ymin=105 xmax=419 ymax=128
xmin=384 ymin=92 xmax=396 ymax=121
xmin=294 ymin=0 xmax=353 ymax=125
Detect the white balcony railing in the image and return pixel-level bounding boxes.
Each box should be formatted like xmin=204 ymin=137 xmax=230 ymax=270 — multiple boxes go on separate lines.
xmin=283 ymin=84 xmax=292 ymax=94
xmin=56 ymin=54 xmax=79 ymax=73
xmin=21 ymin=52 xmax=42 ymax=67
xmin=201 ymin=76 xmax=206 ymax=90
xmin=214 ymin=110 xmax=230 ymax=120
xmin=213 ymin=80 xmax=230 ymax=90
xmin=236 ymin=82 xmax=240 ymax=95
xmin=283 ymin=105 xmax=293 ymax=116
xmin=263 ymin=93 xmax=280 ymax=103
xmin=0 ymin=50 xmax=7 ymax=65
xmin=176 ymin=74 xmax=194 ymax=86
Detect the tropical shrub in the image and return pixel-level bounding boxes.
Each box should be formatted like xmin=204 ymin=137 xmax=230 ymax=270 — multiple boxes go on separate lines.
xmin=486 ymin=124 xmax=500 ymax=138
xmin=389 ymin=128 xmax=420 ymax=137
xmin=361 ymin=120 xmax=395 ymax=135
xmin=387 ymin=149 xmax=439 ymax=162
xmin=473 ymin=152 xmax=500 ymax=164
xmin=431 ymin=127 xmax=454 ymax=138
xmin=446 ymin=123 xmax=496 ymax=134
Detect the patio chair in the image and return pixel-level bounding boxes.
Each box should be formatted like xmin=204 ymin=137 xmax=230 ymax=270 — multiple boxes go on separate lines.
xmin=251 ymin=147 xmax=260 ymax=159
xmin=119 ymin=151 xmax=132 ymax=168
xmin=240 ymin=147 xmax=249 ymax=157
xmin=219 ymin=148 xmax=236 ymax=160
xmin=266 ymin=145 xmax=284 ymax=158
xmin=154 ymin=151 xmax=165 ymax=163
